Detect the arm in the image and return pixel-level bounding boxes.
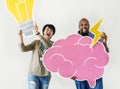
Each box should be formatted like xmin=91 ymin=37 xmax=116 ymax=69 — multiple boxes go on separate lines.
xmin=18 ymin=30 xmax=34 ymax=52
xmin=34 ymin=23 xmax=53 ymax=48
xmin=101 ymin=32 xmax=109 ymax=53
xmin=71 ymin=76 xmax=76 ymax=80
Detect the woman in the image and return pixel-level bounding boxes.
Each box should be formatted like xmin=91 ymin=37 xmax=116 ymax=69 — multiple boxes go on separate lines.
xmin=18 ymin=24 xmax=56 ymax=89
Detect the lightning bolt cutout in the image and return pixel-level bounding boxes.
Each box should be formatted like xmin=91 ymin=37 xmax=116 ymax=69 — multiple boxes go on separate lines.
xmin=90 ymin=18 xmax=103 ymax=48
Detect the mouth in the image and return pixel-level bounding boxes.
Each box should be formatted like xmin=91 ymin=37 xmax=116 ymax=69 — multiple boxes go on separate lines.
xmin=83 ymin=29 xmax=87 ymax=33
xmin=47 ymin=34 xmax=50 ymax=36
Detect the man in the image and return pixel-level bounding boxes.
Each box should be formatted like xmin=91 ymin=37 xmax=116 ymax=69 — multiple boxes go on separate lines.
xmin=72 ymin=18 xmax=109 ymax=89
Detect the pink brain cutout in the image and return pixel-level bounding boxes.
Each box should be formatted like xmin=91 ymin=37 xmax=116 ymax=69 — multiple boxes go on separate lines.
xmin=43 ymin=34 xmax=109 ymax=88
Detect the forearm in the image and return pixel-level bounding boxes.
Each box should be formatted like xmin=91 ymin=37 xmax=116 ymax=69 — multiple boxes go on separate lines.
xmin=19 ymin=42 xmax=34 ymax=52
xmin=19 ymin=35 xmax=23 ymax=44
xmin=36 ymin=32 xmax=52 ymax=48
xmin=103 ymin=43 xmax=109 ymax=53
xmin=19 ymin=43 xmax=26 ymax=52
xmin=18 ymin=36 xmax=34 ymax=52
xmin=36 ymin=32 xmax=43 ymax=40
xmin=34 ymin=24 xmax=53 ymax=48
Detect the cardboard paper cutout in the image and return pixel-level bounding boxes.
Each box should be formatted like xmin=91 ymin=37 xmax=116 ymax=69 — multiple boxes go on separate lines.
xmin=43 ymin=34 xmax=109 ymax=88
xmin=6 ymin=0 xmax=34 ymax=36
xmin=90 ymin=18 xmax=103 ymax=48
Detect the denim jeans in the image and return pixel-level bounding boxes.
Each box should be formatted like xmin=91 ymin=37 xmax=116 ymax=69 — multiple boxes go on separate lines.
xmin=75 ymin=78 xmax=103 ymax=89
xmin=28 ymin=74 xmax=51 ymax=89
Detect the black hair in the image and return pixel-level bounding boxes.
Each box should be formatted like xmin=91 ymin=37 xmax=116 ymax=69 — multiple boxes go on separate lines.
xmin=78 ymin=31 xmax=80 ymax=34
xmin=42 ymin=24 xmax=56 ymax=35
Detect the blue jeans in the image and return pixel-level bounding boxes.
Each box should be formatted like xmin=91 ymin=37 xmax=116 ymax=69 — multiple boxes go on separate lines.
xmin=75 ymin=78 xmax=103 ymax=89
xmin=28 ymin=74 xmax=51 ymax=89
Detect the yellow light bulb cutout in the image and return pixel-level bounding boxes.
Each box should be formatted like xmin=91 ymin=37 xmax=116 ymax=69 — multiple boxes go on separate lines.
xmin=6 ymin=0 xmax=34 ymax=36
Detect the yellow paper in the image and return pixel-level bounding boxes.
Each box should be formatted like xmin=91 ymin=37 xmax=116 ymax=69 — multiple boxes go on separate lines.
xmin=90 ymin=18 xmax=103 ymax=48
xmin=6 ymin=0 xmax=34 ymax=24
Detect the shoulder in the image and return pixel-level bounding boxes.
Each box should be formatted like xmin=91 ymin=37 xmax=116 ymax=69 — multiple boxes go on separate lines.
xmin=88 ymin=32 xmax=102 ymax=42
xmin=49 ymin=40 xmax=54 ymax=45
xmin=31 ymin=40 xmax=41 ymax=44
xmin=88 ymin=32 xmax=94 ymax=38
xmin=50 ymin=40 xmax=54 ymax=43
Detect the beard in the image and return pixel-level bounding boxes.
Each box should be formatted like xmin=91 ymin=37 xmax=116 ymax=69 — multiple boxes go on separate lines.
xmin=78 ymin=30 xmax=89 ymax=36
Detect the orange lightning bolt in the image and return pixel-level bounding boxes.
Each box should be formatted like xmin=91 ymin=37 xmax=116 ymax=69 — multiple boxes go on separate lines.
xmin=90 ymin=18 xmax=103 ymax=48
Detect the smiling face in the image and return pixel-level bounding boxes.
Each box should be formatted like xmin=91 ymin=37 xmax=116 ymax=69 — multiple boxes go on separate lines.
xmin=43 ymin=26 xmax=54 ymax=40
xmin=79 ymin=18 xmax=90 ymax=36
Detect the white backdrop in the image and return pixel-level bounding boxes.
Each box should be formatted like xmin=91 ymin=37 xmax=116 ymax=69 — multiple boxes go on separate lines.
xmin=0 ymin=0 xmax=120 ymax=89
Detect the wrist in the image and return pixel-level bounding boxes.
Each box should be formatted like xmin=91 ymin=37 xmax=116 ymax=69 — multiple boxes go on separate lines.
xmin=103 ymin=42 xmax=107 ymax=46
xmin=36 ymin=32 xmax=40 ymax=35
xmin=19 ymin=34 xmax=23 ymax=38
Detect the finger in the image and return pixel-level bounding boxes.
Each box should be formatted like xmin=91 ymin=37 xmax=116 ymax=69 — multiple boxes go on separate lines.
xmin=102 ymin=32 xmax=107 ymax=36
xmin=34 ymin=22 xmax=36 ymax=25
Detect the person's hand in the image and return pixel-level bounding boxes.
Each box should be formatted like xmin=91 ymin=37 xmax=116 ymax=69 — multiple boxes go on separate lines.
xmin=101 ymin=32 xmax=109 ymax=52
xmin=71 ymin=76 xmax=76 ymax=80
xmin=18 ymin=30 xmax=23 ymax=37
xmin=34 ymin=23 xmax=39 ymax=35
xmin=101 ymin=32 xmax=107 ymax=44
xmin=18 ymin=30 xmax=23 ymax=43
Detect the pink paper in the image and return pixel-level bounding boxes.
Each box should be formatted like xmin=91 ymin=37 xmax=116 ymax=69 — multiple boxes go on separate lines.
xmin=43 ymin=34 xmax=109 ymax=88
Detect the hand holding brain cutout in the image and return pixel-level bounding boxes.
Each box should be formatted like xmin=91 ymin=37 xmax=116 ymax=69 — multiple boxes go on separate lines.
xmin=43 ymin=34 xmax=109 ymax=88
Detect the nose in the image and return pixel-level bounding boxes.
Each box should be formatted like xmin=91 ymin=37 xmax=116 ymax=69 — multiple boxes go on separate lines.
xmin=83 ymin=25 xmax=86 ymax=29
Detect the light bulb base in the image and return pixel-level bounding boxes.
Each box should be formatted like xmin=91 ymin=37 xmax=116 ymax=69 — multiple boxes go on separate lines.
xmin=19 ymin=20 xmax=34 ymax=36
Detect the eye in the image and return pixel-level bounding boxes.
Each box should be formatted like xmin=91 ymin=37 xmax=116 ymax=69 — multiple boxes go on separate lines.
xmin=80 ymin=24 xmax=83 ymax=26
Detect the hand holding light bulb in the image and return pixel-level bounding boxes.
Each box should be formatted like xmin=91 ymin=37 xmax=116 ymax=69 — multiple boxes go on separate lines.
xmin=6 ymin=0 xmax=34 ymax=36
xmin=34 ymin=23 xmax=39 ymax=34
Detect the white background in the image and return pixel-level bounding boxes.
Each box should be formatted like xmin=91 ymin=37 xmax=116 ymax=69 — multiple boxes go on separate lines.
xmin=0 ymin=0 xmax=120 ymax=89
